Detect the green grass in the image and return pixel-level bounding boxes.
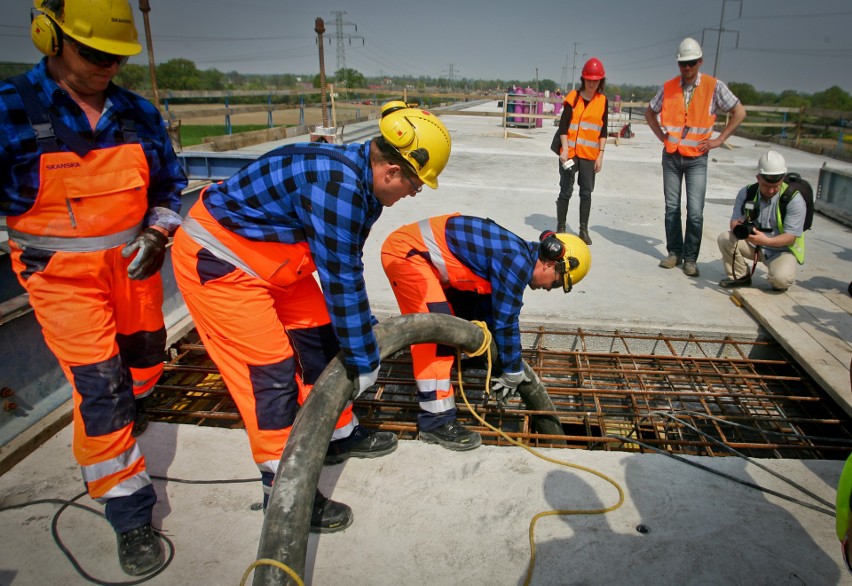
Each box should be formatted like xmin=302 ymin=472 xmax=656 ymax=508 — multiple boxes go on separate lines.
xmin=179 ymin=124 xmax=271 ymax=147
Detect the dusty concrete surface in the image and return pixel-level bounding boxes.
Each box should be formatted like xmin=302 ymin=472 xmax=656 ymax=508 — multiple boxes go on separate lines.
xmin=1 ymin=101 xmax=851 ymax=585
xmin=0 ymin=422 xmax=846 ymax=586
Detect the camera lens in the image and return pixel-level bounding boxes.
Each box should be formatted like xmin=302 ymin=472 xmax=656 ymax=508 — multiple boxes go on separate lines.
xmin=733 ymin=223 xmax=752 ymax=240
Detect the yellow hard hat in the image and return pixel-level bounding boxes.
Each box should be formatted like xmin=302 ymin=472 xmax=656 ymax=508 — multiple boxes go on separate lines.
xmin=379 ymin=103 xmax=451 ymax=189
xmin=539 ymin=231 xmax=591 ymax=292
xmin=32 ymin=0 xmax=142 ymax=57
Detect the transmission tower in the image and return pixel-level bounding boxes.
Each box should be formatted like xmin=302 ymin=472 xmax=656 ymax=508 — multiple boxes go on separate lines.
xmin=330 ymin=11 xmax=364 ymax=76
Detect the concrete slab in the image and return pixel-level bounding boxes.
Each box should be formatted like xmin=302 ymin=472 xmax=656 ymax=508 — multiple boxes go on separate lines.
xmin=0 ymin=423 xmax=846 ymax=585
xmin=2 ymin=100 xmax=852 ymax=585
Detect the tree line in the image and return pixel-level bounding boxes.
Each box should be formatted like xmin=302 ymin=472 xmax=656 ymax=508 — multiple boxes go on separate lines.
xmin=1 ymin=60 xmax=849 ymax=111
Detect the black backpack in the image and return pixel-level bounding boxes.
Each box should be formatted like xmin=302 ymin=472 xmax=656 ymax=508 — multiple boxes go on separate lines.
xmin=782 ymin=172 xmax=814 ymax=231
xmin=744 ymin=171 xmax=814 ymax=231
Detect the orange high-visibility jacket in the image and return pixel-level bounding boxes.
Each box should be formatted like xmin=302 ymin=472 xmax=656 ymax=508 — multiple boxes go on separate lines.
xmin=660 ymin=75 xmax=717 ymax=156
xmin=563 ymin=90 xmax=606 ymax=160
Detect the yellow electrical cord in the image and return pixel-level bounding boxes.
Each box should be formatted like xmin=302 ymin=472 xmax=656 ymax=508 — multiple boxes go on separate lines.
xmin=463 ymin=321 xmax=625 ymax=586
xmin=239 ymin=321 xmax=624 ymax=586
xmin=240 ymin=557 xmax=304 ymax=586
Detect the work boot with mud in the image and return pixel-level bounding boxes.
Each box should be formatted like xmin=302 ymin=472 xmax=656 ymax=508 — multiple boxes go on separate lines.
xmin=311 ymin=490 xmax=353 ymax=533
xmin=658 ymin=253 xmax=682 ymax=269
xmin=324 ymin=424 xmax=398 ymax=465
xmin=419 ymin=420 xmax=482 ymax=451
xmin=117 ymin=524 xmax=163 ymax=576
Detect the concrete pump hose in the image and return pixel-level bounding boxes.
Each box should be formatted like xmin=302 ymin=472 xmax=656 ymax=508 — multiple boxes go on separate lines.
xmin=253 ymin=313 xmax=559 ymax=585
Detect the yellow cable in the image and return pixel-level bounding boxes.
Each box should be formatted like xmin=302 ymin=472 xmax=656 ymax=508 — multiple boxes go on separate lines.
xmin=240 ymin=558 xmax=304 ymax=586
xmin=461 ymin=321 xmax=625 ymax=586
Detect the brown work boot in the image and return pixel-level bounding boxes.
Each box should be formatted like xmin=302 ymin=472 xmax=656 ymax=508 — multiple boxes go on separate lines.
xmin=658 ymin=253 xmax=682 ymax=269
xmin=682 ymin=261 xmax=699 ymax=277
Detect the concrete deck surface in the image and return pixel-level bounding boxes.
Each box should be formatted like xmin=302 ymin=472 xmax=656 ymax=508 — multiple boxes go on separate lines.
xmin=1 ymin=102 xmax=852 ymax=585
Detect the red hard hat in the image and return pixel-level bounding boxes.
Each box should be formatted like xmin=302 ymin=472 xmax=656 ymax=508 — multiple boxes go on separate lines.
xmin=582 ymin=57 xmax=605 ymax=80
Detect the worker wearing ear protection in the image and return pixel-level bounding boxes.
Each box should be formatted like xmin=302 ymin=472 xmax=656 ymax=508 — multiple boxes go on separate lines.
xmin=170 ymin=101 xmax=451 ymax=531
xmin=0 ymin=0 xmax=186 ymax=576
xmin=381 ymin=215 xmax=590 ymax=450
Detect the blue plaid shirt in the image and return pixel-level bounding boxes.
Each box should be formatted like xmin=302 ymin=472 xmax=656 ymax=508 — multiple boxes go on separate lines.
xmin=0 ymin=59 xmax=186 ymax=218
xmin=445 ymin=215 xmax=539 ymax=373
xmin=202 ymin=141 xmax=383 ymax=375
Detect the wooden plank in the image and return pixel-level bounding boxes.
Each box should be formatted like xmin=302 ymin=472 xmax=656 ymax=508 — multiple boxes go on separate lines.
xmin=733 ymin=288 xmax=852 ymax=417
xmin=784 ymin=290 xmax=852 ymax=367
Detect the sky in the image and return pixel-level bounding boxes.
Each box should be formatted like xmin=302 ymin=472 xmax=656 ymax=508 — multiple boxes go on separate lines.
xmin=2 ymin=0 xmax=851 ymax=94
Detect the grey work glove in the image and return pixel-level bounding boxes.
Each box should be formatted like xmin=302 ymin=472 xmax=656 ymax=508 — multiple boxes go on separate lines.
xmin=122 ymin=227 xmax=169 ymax=281
xmin=491 ymin=370 xmax=531 ymax=402
xmin=354 ymin=365 xmax=381 ymax=399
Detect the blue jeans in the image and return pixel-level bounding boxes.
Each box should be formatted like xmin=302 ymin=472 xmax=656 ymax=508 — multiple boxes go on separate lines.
xmin=662 ymin=151 xmax=708 ymax=262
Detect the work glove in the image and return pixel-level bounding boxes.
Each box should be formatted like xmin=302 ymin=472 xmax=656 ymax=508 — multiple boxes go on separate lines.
xmin=122 ymin=227 xmax=169 ymax=281
xmin=353 ymin=365 xmax=380 ymax=400
xmin=491 ymin=370 xmax=531 ymax=402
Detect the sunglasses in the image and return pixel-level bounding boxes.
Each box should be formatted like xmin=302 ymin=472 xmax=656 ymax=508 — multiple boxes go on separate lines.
xmin=678 ymin=59 xmax=700 ymax=68
xmin=759 ymin=174 xmax=785 ymax=185
xmin=402 ymin=172 xmax=423 ymax=194
xmin=66 ymin=36 xmax=128 ymax=68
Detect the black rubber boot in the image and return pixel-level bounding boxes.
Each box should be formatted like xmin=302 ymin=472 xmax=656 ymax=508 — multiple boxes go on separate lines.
xmin=579 ymin=224 xmax=592 ymax=245
xmin=324 ymin=425 xmax=398 ymax=465
xmin=579 ymin=198 xmax=592 ymax=244
xmin=117 ymin=524 xmax=163 ymax=576
xmin=556 ymin=200 xmax=569 ymax=233
xmin=311 ymin=490 xmax=353 ymax=533
xmin=131 ymin=397 xmax=148 ymax=437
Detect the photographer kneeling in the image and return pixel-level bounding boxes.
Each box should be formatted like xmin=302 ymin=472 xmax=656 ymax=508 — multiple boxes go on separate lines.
xmin=716 ymin=151 xmax=806 ymax=292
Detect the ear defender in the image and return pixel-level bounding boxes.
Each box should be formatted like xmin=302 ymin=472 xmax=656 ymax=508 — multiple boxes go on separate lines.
xmin=31 ymin=12 xmax=62 ymax=57
xmin=380 ymin=115 xmax=417 ymax=149
xmin=538 ymin=230 xmax=565 ymax=262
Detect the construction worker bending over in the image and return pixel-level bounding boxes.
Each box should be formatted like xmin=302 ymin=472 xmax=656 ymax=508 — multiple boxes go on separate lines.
xmin=381 ymin=215 xmax=591 ymax=450
xmin=171 ymin=102 xmax=451 ymax=532
xmin=716 ymin=151 xmax=806 ymax=292
xmin=0 ymin=0 xmax=186 ymax=576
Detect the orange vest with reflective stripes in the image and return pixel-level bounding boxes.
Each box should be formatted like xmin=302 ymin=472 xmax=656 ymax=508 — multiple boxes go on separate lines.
xmin=660 ymin=75 xmax=717 ymax=156
xmin=564 ymin=91 xmax=606 ymax=160
xmin=184 ymin=192 xmax=316 ymax=287
xmin=406 ymin=213 xmax=492 ymax=294
xmin=6 ymin=144 xmax=149 ymax=249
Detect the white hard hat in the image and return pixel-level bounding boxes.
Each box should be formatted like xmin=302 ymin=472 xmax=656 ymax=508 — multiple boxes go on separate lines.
xmin=676 ymin=37 xmax=703 ymax=61
xmin=757 ymin=151 xmax=787 ymax=176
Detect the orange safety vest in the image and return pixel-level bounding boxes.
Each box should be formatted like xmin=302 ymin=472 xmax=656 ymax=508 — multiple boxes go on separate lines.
xmin=563 ymin=90 xmax=606 ymax=160
xmin=6 ymin=144 xmax=149 ymax=250
xmin=182 ymin=192 xmax=316 ymax=287
xmin=414 ymin=213 xmax=492 ymax=295
xmin=660 ymin=74 xmax=717 ymax=156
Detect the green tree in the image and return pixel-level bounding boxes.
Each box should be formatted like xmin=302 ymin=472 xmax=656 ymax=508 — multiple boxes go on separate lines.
xmin=728 ymin=82 xmax=759 ymax=105
xmin=777 ymin=90 xmax=810 ymax=109
xmin=811 ymin=86 xmax=852 ymax=111
xmin=335 ymin=68 xmax=365 ymax=89
xmin=157 ymin=58 xmax=202 ymax=91
xmin=115 ymin=63 xmax=149 ymax=91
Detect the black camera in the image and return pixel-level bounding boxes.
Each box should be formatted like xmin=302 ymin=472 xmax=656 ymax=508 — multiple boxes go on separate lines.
xmin=733 ymin=220 xmax=757 ymax=240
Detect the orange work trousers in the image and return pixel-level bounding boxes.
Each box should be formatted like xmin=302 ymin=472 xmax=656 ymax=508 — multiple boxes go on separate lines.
xmin=380 ymin=226 xmax=462 ymax=431
xmin=10 ymin=243 xmax=163 ymax=515
xmin=171 ymin=228 xmax=356 ymax=488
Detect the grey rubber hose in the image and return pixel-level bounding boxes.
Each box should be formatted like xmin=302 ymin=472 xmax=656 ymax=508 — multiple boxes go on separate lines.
xmin=254 ymin=313 xmax=562 ymax=585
